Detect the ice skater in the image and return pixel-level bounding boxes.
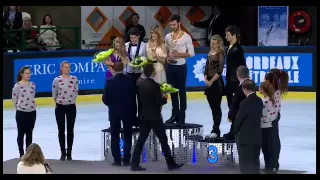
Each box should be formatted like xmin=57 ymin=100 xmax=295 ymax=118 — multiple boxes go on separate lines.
xmin=12 ymin=66 xmax=37 ymax=158
xmin=165 ymin=14 xmax=195 ymax=125
xmin=264 ymin=69 xmax=289 ymax=172
xmin=203 ymin=35 xmax=225 ymax=139
xmin=259 ymin=82 xmax=279 ymax=174
xmin=52 ymin=61 xmax=79 ymax=161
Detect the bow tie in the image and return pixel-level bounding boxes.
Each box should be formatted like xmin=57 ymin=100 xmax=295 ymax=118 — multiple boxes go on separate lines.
xmin=130 ymin=44 xmax=138 ymax=47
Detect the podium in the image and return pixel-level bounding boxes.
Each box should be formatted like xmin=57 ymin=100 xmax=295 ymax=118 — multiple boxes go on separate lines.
xmin=101 ymin=123 xmax=238 ymax=166
xmin=101 ymin=123 xmax=203 ymax=164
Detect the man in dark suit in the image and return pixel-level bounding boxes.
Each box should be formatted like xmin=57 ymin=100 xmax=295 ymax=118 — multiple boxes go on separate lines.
xmin=102 ymin=62 xmax=137 ymax=166
xmin=191 ymin=6 xmax=226 ymax=46
xmin=124 ymin=13 xmax=146 ymax=43
xmin=224 ymin=65 xmax=249 ymax=141
xmin=234 ymin=79 xmax=263 ymax=174
xmin=131 ymin=64 xmax=183 ymax=171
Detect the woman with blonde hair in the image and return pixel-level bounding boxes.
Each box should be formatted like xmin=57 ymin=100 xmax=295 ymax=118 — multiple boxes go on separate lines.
xmin=146 ymin=25 xmax=167 ymax=84
xmin=22 ymin=17 xmax=38 ymax=51
xmin=203 ymin=34 xmax=225 ymax=139
xmin=104 ymin=37 xmax=129 ymax=79
xmin=17 ymin=143 xmax=51 ymax=174
xmin=52 ymin=61 xmax=79 ymax=161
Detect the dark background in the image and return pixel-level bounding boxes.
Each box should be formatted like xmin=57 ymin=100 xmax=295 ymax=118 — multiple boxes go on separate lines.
xmin=3 ymin=6 xmax=317 ymax=46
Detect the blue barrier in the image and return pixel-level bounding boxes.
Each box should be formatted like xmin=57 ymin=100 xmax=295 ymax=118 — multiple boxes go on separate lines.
xmin=188 ymin=53 xmax=313 ymax=87
xmin=13 ymin=52 xmax=313 ymax=93
xmin=14 ymin=56 xmax=108 ymax=92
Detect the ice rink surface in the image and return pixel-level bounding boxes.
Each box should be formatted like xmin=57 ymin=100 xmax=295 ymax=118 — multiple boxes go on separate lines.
xmin=3 ymin=99 xmax=316 ymax=174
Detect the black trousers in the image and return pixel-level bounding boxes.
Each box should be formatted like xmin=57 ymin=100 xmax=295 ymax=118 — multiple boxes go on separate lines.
xmin=131 ymin=120 xmax=175 ymax=166
xmin=205 ymin=76 xmax=223 ymax=133
xmin=262 ymin=127 xmax=277 ymax=171
xmin=16 ymin=110 xmax=37 ymax=155
xmin=225 ymin=80 xmax=240 ymax=135
xmin=272 ymin=112 xmax=281 ymax=169
xmin=127 ymin=72 xmax=141 ymax=123
xmin=225 ymin=80 xmax=239 ymax=109
xmin=237 ymin=144 xmax=261 ymax=174
xmin=110 ymin=117 xmax=133 ymax=163
xmin=55 ymin=104 xmax=77 ymax=151
xmin=166 ymin=64 xmax=187 ymax=111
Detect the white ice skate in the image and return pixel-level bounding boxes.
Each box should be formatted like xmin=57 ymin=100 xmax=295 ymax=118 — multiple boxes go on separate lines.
xmin=205 ymin=132 xmax=218 ymax=140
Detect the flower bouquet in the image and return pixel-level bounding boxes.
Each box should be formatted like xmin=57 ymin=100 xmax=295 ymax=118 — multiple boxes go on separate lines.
xmin=160 ymin=83 xmax=179 ymax=94
xmin=91 ymin=48 xmax=114 ymax=63
xmin=128 ymin=56 xmax=156 ymax=68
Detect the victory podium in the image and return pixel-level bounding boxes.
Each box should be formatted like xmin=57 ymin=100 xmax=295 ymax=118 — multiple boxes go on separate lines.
xmin=101 ymin=123 xmax=238 ymax=167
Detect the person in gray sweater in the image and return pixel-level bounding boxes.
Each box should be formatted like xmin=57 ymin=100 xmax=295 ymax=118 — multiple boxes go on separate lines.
xmin=12 ymin=66 xmax=37 ymax=158
xmin=52 ymin=61 xmax=79 ymax=161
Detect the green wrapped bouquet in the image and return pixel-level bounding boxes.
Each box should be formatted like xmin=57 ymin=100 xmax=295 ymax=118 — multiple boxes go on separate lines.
xmin=128 ymin=56 xmax=156 ymax=68
xmin=160 ymin=83 xmax=179 ymax=94
xmin=92 ymin=48 xmax=114 ymax=63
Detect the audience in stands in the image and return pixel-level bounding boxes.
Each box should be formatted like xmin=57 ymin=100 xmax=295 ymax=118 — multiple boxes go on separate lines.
xmin=17 ymin=143 xmax=52 ymax=174
xmin=38 ymin=14 xmax=61 ymax=51
xmin=22 ymin=17 xmax=39 ymax=51
xmin=124 ymin=13 xmax=146 ymax=42
xmin=3 ymin=6 xmax=23 ymax=52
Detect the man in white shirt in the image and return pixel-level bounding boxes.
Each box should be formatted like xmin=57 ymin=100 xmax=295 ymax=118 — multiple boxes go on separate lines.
xmin=165 ymin=14 xmax=195 ymax=125
xmin=125 ymin=27 xmax=147 ymax=126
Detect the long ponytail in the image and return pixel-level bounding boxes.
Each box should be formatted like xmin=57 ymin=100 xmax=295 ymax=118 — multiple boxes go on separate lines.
xmin=269 ymin=68 xmax=289 ymax=97
xmin=260 ymin=81 xmax=275 ymax=105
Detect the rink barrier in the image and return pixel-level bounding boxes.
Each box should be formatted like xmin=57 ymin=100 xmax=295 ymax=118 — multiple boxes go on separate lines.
xmin=3 ymin=46 xmax=317 ymax=100
xmin=2 ymin=92 xmax=316 ymax=109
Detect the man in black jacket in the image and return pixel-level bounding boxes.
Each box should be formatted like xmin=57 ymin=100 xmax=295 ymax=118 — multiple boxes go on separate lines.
xmin=102 ymin=62 xmax=137 ymax=166
xmin=191 ymin=6 xmax=226 ymax=46
xmin=234 ymin=79 xmax=263 ymax=174
xmin=124 ymin=13 xmax=146 ymax=42
xmin=225 ymin=25 xmax=247 ymax=109
xmin=131 ymin=64 xmax=183 ymax=171
xmin=223 ymin=65 xmax=249 ymax=141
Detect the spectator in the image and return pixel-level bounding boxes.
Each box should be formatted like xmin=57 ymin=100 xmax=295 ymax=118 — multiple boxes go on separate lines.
xmin=38 ymin=14 xmax=60 ymax=51
xmin=3 ymin=6 xmax=23 ymax=29
xmin=124 ymin=13 xmax=146 ymax=42
xmin=22 ymin=17 xmax=38 ymax=51
xmin=17 ymin=143 xmax=52 ymax=174
xmin=3 ymin=6 xmax=23 ymax=52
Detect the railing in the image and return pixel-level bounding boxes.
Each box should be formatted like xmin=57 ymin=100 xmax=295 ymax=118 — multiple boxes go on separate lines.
xmin=3 ymin=26 xmax=80 ymax=52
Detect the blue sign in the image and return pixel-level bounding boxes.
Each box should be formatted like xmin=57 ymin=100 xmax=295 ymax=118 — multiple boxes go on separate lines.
xmin=14 ymin=57 xmax=108 ymax=92
xmin=187 ymin=53 xmax=313 ymax=87
xmin=207 ymin=145 xmax=218 ymax=164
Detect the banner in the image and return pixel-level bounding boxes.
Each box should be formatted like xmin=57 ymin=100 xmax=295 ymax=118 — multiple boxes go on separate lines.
xmin=12 ymin=52 xmax=313 ymax=94
xmin=14 ymin=57 xmax=108 ymax=93
xmin=258 ymin=6 xmax=289 ymax=46
xmin=187 ymin=53 xmax=313 ymax=87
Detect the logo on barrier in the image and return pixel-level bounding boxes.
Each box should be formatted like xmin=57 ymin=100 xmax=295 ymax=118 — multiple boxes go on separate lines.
xmin=187 ymin=53 xmax=313 ymax=87
xmin=193 ymin=57 xmax=207 ymax=82
xmin=207 ymin=145 xmax=218 ymax=164
xmin=120 ymin=139 xmax=124 ymax=156
xmin=14 ymin=57 xmax=108 ymax=92
xmin=119 ymin=138 xmax=146 ymax=162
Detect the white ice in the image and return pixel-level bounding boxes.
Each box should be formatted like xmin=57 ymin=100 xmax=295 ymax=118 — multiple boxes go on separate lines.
xmin=3 ymin=99 xmax=316 ymax=174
